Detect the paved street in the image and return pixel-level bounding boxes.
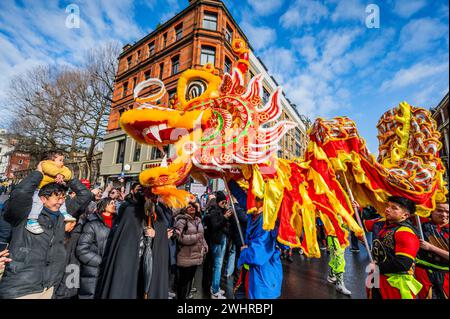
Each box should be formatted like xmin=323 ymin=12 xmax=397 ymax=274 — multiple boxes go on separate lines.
xmin=194 ymin=246 xmax=371 ymax=299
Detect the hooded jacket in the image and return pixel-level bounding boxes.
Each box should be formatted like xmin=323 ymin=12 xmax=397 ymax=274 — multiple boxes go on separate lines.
xmin=76 ymin=211 xmax=116 ymax=299
xmin=174 ymin=213 xmax=208 ymax=267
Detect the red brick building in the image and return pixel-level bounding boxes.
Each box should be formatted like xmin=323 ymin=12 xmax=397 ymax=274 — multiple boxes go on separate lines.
xmin=107 ymin=0 xmax=249 ymax=131
xmin=5 ymin=151 xmax=31 ymax=179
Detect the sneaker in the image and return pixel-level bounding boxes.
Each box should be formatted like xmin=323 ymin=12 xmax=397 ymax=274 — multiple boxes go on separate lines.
xmin=26 ymin=219 xmax=44 ymax=234
xmin=298 ymin=248 xmax=304 ymax=255
xmin=210 ymin=288 xmax=225 ymax=295
xmin=327 ymin=269 xmax=336 ymax=284
xmin=168 ymin=292 xmax=176 ymax=299
xmin=62 ymin=212 xmax=76 ymax=222
xmin=211 ymin=292 xmax=226 ymax=299
xmin=187 ymin=293 xmax=194 ymax=299
xmin=350 ymin=248 xmax=360 ymax=253
xmin=335 ymin=273 xmax=352 ymax=295
xmin=190 ymin=287 xmax=197 ymax=293
xmin=319 ymin=246 xmax=327 ymax=250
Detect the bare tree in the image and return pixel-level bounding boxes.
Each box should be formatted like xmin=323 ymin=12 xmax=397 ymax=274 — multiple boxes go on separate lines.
xmin=6 ymin=42 xmax=120 ymax=182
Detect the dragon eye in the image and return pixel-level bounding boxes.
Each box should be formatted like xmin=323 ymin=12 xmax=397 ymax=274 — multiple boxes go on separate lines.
xmin=186 ymin=79 xmax=207 ymax=100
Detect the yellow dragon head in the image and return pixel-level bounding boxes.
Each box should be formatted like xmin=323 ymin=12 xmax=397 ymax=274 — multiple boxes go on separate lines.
xmin=120 ymin=41 xmax=297 ymax=206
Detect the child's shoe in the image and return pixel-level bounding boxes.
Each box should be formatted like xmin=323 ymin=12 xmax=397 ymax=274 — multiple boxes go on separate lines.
xmin=62 ymin=212 xmax=76 ymax=222
xmin=26 ymin=219 xmax=44 ymax=234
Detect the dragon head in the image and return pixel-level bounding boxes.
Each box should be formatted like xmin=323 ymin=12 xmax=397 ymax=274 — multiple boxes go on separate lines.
xmin=120 ymin=43 xmax=297 ymax=206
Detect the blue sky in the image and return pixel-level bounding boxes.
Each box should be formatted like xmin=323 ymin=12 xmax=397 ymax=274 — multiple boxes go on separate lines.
xmin=0 ymin=0 xmax=448 ymax=154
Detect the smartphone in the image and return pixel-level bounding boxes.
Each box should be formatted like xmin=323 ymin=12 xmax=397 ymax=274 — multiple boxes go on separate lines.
xmin=0 ymin=241 xmax=9 ymax=252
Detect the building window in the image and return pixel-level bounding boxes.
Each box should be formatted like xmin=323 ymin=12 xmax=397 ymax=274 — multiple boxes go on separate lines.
xmin=118 ymin=108 xmax=126 ymax=128
xmin=151 ymin=145 xmax=169 ymax=160
xmin=225 ymin=25 xmax=233 ymax=43
xmin=262 ymin=88 xmax=270 ymax=104
xmin=224 ymin=56 xmax=232 ymax=74
xmin=116 ymin=139 xmax=126 ymax=164
xmin=162 ymin=33 xmax=168 ymax=49
xmin=18 ymin=159 xmax=23 ymax=165
xmin=296 ymin=144 xmax=301 ymax=157
xmin=127 ymin=56 xmax=132 ymax=68
xmin=132 ymin=77 xmax=137 ymax=89
xmin=148 ymin=42 xmax=155 ymax=56
xmin=171 ymin=55 xmax=180 ymax=75
xmin=159 ymin=63 xmax=164 ymax=79
xmin=133 ymin=142 xmax=142 ymax=162
xmin=175 ymin=23 xmax=183 ymax=41
xmin=144 ymin=69 xmax=151 ymax=80
xmin=295 ymin=128 xmax=301 ymax=141
xmin=200 ymin=46 xmax=216 ymax=66
xmin=203 ymin=12 xmax=217 ymax=31
xmin=122 ymin=82 xmax=128 ymax=98
xmin=137 ymin=50 xmax=141 ymax=62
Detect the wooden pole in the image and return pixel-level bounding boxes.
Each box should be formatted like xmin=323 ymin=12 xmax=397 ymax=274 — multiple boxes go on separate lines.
xmin=222 ymin=175 xmax=245 ymax=245
xmin=415 ymin=215 xmax=424 ymax=240
xmin=341 ymin=171 xmax=374 ymax=263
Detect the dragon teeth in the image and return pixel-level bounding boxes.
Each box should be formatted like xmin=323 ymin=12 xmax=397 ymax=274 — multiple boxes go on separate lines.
xmin=160 ymin=155 xmax=168 ymax=168
xmin=149 ymin=125 xmax=162 ymax=143
xmin=159 ymin=123 xmax=168 ymax=130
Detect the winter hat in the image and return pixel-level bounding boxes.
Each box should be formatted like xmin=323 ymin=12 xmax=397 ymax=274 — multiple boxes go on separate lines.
xmin=215 ymin=191 xmax=227 ymax=203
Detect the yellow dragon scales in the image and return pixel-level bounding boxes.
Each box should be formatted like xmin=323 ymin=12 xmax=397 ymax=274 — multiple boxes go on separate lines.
xmin=120 ymin=40 xmax=447 ymax=257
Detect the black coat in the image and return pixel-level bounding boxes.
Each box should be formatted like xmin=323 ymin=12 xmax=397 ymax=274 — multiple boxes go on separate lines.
xmin=0 ymin=207 xmax=11 ymax=243
xmin=228 ymin=203 xmax=247 ymax=248
xmin=147 ymin=202 xmax=176 ymax=299
xmin=0 ymin=172 xmax=91 ymax=299
xmin=207 ymin=204 xmax=230 ymax=245
xmin=76 ymin=212 xmax=115 ymax=299
xmin=96 ymin=200 xmax=146 ymax=299
xmin=53 ymin=215 xmax=87 ymax=299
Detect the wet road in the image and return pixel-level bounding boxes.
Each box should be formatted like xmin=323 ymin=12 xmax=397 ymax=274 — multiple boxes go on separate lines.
xmin=193 ymin=246 xmax=371 ymax=299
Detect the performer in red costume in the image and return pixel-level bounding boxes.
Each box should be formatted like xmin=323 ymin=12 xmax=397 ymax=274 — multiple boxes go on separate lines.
xmin=361 ymin=196 xmax=422 ymax=299
xmin=414 ymin=202 xmax=449 ymax=299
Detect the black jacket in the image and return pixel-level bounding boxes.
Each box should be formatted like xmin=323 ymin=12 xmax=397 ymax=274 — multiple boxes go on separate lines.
xmin=228 ymin=203 xmax=247 ymax=248
xmin=53 ymin=215 xmax=87 ymax=299
xmin=0 ymin=171 xmax=91 ymax=299
xmin=207 ymin=204 xmax=230 ymax=245
xmin=0 ymin=207 xmax=11 ymax=243
xmin=76 ymin=212 xmax=115 ymax=299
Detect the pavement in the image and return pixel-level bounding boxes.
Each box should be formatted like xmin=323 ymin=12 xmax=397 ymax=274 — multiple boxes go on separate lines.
xmin=192 ymin=246 xmax=371 ymax=299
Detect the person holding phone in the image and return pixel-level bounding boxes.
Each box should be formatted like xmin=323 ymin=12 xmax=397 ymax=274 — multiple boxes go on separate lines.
xmin=208 ymin=191 xmax=232 ymax=299
xmin=0 ymin=246 xmax=11 ymax=278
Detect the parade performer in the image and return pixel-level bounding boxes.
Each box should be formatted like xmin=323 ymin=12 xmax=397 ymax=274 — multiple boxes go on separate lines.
xmin=320 ymin=212 xmax=352 ymax=295
xmin=362 ymin=196 xmax=422 ymax=299
xmin=236 ymin=196 xmax=282 ymax=299
xmin=414 ymin=202 xmax=449 ymax=299
xmin=26 ymin=151 xmax=76 ymax=234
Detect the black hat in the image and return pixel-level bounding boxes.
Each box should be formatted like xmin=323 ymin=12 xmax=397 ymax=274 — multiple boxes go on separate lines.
xmin=215 ymin=191 xmax=227 ymax=203
xmin=387 ymin=196 xmax=416 ymax=215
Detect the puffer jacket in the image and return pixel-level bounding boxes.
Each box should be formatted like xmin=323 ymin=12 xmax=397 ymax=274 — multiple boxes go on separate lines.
xmin=0 ymin=172 xmax=91 ymax=299
xmin=174 ymin=214 xmax=208 ymax=268
xmin=76 ymin=212 xmax=115 ymax=299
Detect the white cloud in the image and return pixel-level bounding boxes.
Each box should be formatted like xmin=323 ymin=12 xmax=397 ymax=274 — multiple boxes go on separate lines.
xmin=380 ymin=61 xmax=449 ymax=91
xmin=330 ymin=0 xmax=365 ymax=23
xmin=399 ymin=18 xmax=448 ymax=53
xmin=393 ymin=0 xmax=427 ymax=18
xmin=0 ymin=0 xmax=145 ymax=111
xmin=247 ymin=0 xmax=284 ymax=16
xmin=241 ymin=22 xmax=276 ymax=51
xmin=259 ymin=47 xmax=297 ymax=83
xmin=280 ymin=0 xmax=328 ymax=29
xmin=292 ymin=36 xmax=318 ymax=62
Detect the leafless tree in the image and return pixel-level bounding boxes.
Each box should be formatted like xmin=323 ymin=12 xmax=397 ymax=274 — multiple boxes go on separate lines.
xmin=6 ymin=42 xmax=120 ymax=182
